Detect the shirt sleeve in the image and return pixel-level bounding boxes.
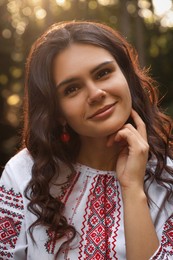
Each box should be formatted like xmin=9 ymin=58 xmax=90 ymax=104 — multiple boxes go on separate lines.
xmin=0 ymin=163 xmax=27 ymax=260
xmin=150 ymin=214 xmax=173 ymax=260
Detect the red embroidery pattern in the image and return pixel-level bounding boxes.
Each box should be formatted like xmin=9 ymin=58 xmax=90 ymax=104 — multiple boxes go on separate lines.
xmin=161 ymin=215 xmax=173 ymax=255
xmin=79 ymin=175 xmax=120 ymax=260
xmin=45 ymin=230 xmax=57 ymax=254
xmin=61 ymin=172 xmax=80 ymax=204
xmin=0 ymin=185 xmax=24 ymax=259
xmin=151 ymin=246 xmax=165 ymax=260
xmin=0 ymin=218 xmax=17 ymax=243
xmin=112 ymin=185 xmax=121 ymax=260
xmin=151 ymin=215 xmax=173 ymax=260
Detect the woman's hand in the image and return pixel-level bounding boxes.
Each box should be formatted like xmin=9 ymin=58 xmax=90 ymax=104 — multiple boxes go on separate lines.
xmin=107 ymin=109 xmax=160 ymax=260
xmin=107 ymin=109 xmax=149 ymax=192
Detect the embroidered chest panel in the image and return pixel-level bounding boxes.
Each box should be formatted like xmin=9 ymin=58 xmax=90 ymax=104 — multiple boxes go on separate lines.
xmin=78 ymin=174 xmax=121 ymax=260
xmin=45 ymin=173 xmax=122 ymax=259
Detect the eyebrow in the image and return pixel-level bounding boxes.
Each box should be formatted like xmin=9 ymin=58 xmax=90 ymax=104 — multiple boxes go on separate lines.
xmin=56 ymin=60 xmax=114 ymax=89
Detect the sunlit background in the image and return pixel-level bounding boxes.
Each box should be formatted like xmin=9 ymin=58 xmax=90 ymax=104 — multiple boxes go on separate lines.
xmin=0 ymin=0 xmax=173 ymax=172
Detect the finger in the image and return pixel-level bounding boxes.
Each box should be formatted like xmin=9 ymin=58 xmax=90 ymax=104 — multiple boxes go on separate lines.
xmin=120 ymin=125 xmax=149 ymax=153
xmin=131 ymin=109 xmax=148 ymax=141
xmin=107 ymin=110 xmax=148 ymax=147
xmin=107 ymin=127 xmax=149 ymax=158
xmin=107 ymin=120 xmax=146 ymax=147
xmin=114 ymin=128 xmax=149 ymax=155
xmin=123 ymin=123 xmax=145 ymax=142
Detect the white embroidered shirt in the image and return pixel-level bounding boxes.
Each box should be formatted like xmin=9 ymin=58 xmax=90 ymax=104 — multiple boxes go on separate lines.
xmin=0 ymin=149 xmax=173 ymax=259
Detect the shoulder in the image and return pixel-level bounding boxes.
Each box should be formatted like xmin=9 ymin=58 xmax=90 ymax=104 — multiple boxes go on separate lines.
xmin=147 ymin=156 xmax=173 ymax=179
xmin=1 ymin=148 xmax=33 ymax=190
xmin=5 ymin=148 xmax=33 ymax=173
xmin=147 ymin=156 xmax=173 ymax=168
xmin=146 ymin=156 xmax=173 ymax=191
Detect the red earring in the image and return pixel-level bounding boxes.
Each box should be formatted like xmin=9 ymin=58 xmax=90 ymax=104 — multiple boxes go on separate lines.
xmin=60 ymin=125 xmax=70 ymax=143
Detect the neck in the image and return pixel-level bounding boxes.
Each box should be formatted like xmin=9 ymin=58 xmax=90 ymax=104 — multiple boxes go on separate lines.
xmin=77 ymin=136 xmax=118 ymax=171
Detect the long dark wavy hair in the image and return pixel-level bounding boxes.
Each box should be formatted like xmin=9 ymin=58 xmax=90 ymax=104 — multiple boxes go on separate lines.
xmin=23 ymin=21 xmax=173 ymax=257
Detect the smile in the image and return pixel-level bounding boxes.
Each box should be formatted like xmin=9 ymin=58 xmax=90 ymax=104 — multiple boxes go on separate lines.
xmin=88 ymin=102 xmax=117 ymax=120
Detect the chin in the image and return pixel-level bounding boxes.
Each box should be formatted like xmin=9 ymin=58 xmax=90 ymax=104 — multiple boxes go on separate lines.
xmin=93 ymin=126 xmax=123 ymax=138
xmin=108 ymin=122 xmax=125 ymax=134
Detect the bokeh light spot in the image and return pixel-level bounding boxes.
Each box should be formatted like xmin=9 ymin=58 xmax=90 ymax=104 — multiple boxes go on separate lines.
xmin=10 ymin=67 xmax=22 ymax=78
xmin=152 ymin=0 xmax=172 ymax=17
xmin=88 ymin=1 xmax=97 ymax=10
xmin=22 ymin=6 xmax=32 ymax=16
xmin=11 ymin=52 xmax=24 ymax=62
xmin=62 ymin=1 xmax=71 ymax=10
xmin=139 ymin=8 xmax=153 ymax=20
xmin=2 ymin=29 xmax=12 ymax=39
xmin=7 ymin=94 xmax=21 ymax=106
xmin=34 ymin=7 xmax=47 ymax=20
xmin=157 ymin=36 xmax=167 ymax=48
xmin=127 ymin=2 xmax=136 ymax=14
xmin=138 ymin=0 xmax=151 ymax=9
xmin=161 ymin=11 xmax=173 ymax=27
xmin=7 ymin=1 xmax=19 ymax=14
xmin=11 ymin=83 xmax=22 ymax=92
xmin=98 ymin=0 xmax=114 ymax=6
xmin=56 ymin=0 xmax=66 ymax=6
xmin=16 ymin=21 xmax=27 ymax=35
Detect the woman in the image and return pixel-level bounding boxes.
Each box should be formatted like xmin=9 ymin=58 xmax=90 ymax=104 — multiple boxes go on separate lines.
xmin=0 ymin=21 xmax=173 ymax=260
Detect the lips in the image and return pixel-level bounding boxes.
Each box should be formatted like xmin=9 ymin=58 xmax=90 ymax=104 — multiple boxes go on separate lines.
xmin=88 ymin=102 xmax=117 ymax=119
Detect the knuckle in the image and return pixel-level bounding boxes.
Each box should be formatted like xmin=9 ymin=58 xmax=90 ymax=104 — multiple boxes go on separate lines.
xmin=125 ymin=123 xmax=132 ymax=128
xmin=140 ymin=144 xmax=149 ymax=154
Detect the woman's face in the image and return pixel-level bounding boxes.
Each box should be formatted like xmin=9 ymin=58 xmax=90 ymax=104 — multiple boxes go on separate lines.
xmin=53 ymin=43 xmax=132 ymax=138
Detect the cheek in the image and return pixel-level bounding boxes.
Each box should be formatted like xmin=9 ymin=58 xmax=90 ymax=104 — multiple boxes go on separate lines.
xmin=112 ymin=80 xmax=132 ymax=104
xmin=121 ymin=80 xmax=132 ymax=102
xmin=124 ymin=92 xmax=132 ymax=114
xmin=60 ymin=101 xmax=82 ymax=124
xmin=126 ymin=89 xmax=132 ymax=104
xmin=58 ymin=92 xmax=86 ymax=121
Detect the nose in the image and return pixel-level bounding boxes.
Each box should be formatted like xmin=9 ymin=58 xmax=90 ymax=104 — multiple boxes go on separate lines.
xmin=87 ymin=81 xmax=106 ymax=105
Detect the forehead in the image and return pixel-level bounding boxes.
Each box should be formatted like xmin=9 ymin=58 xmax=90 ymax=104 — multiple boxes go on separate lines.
xmin=53 ymin=43 xmax=115 ymax=81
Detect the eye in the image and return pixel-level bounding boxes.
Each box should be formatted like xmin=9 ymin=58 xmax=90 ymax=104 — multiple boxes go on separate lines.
xmin=96 ymin=68 xmax=112 ymax=80
xmin=64 ymin=84 xmax=80 ymax=96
